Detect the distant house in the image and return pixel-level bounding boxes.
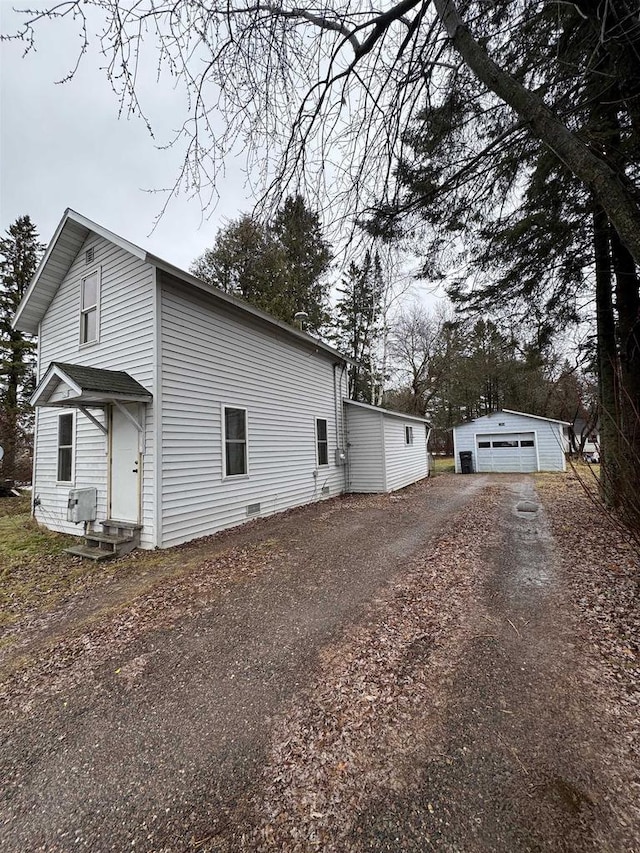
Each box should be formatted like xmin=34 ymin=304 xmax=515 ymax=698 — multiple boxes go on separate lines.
xmin=569 ymin=417 xmax=600 ymax=460
xmin=13 ymin=210 xmax=429 ymax=556
xmin=452 ymin=409 xmax=569 ymax=473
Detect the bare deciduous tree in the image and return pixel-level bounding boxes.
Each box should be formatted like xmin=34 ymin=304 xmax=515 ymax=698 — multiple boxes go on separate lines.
xmin=5 ymin=1 xmax=640 ymax=261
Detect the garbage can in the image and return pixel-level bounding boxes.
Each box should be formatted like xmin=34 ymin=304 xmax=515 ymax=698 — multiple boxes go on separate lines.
xmin=459 ymin=450 xmax=473 ymax=474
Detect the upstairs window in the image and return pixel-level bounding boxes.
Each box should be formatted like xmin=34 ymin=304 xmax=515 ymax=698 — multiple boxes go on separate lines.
xmin=224 ymin=407 xmax=247 ymax=476
xmin=316 ymin=418 xmax=329 ymax=466
xmin=57 ymin=412 xmax=74 ymax=482
xmin=405 ymin=425 xmax=414 ymax=445
xmin=80 ymin=270 xmax=99 ymax=344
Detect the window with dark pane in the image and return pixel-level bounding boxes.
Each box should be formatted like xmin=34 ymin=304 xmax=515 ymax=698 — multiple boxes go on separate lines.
xmin=57 ymin=413 xmax=73 ymax=482
xmin=405 ymin=425 xmax=414 ymax=445
xmin=80 ymin=271 xmax=98 ymax=343
xmin=316 ymin=418 xmax=328 ymax=466
xmin=224 ymin=407 xmax=247 ymax=476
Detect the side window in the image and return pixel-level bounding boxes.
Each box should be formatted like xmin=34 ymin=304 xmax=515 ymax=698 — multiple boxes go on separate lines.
xmin=405 ymin=425 xmax=414 ymax=445
xmin=57 ymin=412 xmax=74 ymax=482
xmin=80 ymin=270 xmax=99 ymax=344
xmin=316 ymin=418 xmax=329 ymax=466
xmin=224 ymin=407 xmax=247 ymax=476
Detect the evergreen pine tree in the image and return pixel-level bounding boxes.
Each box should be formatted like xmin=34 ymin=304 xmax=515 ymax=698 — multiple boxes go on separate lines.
xmin=0 ymin=215 xmax=43 ymax=480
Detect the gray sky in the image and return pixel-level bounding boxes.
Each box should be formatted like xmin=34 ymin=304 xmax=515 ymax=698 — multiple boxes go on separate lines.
xmin=0 ymin=2 xmax=254 ymax=269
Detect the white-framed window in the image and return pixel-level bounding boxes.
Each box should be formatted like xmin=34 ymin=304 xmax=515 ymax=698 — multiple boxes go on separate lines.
xmin=223 ymin=406 xmax=248 ymax=476
xmin=316 ymin=418 xmax=329 ymax=466
xmin=80 ymin=269 xmax=100 ymax=344
xmin=405 ymin=425 xmax=414 ymax=445
xmin=57 ymin=411 xmax=75 ymax=483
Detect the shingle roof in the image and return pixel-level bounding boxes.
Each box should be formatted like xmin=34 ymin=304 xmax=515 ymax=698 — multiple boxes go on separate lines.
xmin=52 ymin=362 xmax=152 ymax=398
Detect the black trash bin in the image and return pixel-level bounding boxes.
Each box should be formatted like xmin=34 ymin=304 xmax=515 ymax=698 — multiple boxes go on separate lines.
xmin=459 ymin=450 xmax=474 ymax=474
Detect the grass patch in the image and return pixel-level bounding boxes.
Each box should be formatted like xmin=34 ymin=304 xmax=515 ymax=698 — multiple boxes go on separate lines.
xmin=432 ymin=456 xmax=456 ymax=475
xmin=0 ymin=493 xmax=31 ymax=517
xmin=0 ymin=509 xmax=81 ymax=628
xmin=0 ymin=512 xmax=72 ymax=562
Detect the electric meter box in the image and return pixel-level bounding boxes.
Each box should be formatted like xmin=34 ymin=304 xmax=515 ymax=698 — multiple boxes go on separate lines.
xmin=67 ymin=488 xmax=97 ymax=523
xmin=335 ymin=447 xmax=347 ymax=466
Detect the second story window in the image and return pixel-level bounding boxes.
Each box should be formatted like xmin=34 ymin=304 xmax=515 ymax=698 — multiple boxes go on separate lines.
xmin=80 ymin=270 xmax=99 ymax=344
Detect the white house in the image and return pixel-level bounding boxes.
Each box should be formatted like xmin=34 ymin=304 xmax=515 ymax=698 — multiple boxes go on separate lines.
xmin=452 ymin=409 xmax=569 ymax=474
xmin=13 ymin=210 xmax=430 ymax=557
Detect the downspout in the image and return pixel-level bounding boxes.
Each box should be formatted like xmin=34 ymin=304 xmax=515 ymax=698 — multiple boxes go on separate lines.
xmin=333 ymin=361 xmax=349 ymax=494
xmin=426 ymin=425 xmax=432 ymax=476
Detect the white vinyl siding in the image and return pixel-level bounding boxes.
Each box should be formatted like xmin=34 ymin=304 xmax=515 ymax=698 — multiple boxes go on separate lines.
xmin=383 ymin=417 xmax=429 ymax=491
xmin=33 ymin=234 xmax=156 ymax=547
xmin=453 ymin=411 xmax=567 ymax=473
xmin=160 ymin=278 xmax=347 ymax=547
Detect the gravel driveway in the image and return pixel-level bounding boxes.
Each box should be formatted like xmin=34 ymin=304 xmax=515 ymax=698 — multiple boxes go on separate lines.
xmin=1 ymin=473 xmax=637 ymax=852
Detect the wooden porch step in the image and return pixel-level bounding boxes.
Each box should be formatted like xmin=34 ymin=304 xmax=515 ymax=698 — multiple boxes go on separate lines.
xmin=84 ymin=532 xmax=134 ymax=546
xmin=64 ymin=545 xmax=116 ymax=562
xmin=101 ymin=519 xmax=142 ymax=531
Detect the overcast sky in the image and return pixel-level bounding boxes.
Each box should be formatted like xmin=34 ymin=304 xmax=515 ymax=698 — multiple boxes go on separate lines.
xmin=0 ymin=2 xmax=443 ymax=313
xmin=0 ymin=2 xmax=258 ymax=270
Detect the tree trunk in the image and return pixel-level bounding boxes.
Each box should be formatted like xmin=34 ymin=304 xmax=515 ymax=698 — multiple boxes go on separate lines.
xmin=593 ymin=205 xmax=620 ymax=506
xmin=433 ymin=0 xmax=640 ymax=265
xmin=610 ymin=226 xmax=640 ymax=526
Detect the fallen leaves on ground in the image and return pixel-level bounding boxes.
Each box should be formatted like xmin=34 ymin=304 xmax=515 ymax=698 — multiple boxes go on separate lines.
xmin=231 ymin=489 xmax=504 ymax=853
xmin=0 ymin=541 xmax=283 ymax=712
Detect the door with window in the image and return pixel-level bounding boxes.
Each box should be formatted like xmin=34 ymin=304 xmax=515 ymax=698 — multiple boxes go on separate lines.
xmin=109 ymin=404 xmax=141 ymax=521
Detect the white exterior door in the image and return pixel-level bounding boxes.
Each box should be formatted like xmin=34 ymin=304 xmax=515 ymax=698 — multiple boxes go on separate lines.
xmin=110 ymin=404 xmax=141 ymax=522
xmin=476 ymin=432 xmax=538 ymax=473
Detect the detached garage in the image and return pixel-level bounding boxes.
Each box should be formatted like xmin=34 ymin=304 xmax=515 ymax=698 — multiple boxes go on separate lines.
xmin=345 ymin=400 xmax=431 ymax=492
xmin=453 ymin=409 xmax=569 ymax=473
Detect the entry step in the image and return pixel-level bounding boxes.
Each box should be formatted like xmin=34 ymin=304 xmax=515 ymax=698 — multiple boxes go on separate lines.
xmin=64 ymin=545 xmax=115 ymax=562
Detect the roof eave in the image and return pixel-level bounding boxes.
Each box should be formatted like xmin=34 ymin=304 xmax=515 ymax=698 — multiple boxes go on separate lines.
xmin=343 ymin=398 xmax=431 ymax=425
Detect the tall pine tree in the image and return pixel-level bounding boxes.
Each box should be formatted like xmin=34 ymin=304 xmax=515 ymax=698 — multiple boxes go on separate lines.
xmin=333 ymin=251 xmax=384 ymax=403
xmin=0 ymin=216 xmax=43 ymax=480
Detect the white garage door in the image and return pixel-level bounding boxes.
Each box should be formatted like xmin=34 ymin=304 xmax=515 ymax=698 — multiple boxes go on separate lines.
xmin=476 ymin=432 xmax=538 ymax=473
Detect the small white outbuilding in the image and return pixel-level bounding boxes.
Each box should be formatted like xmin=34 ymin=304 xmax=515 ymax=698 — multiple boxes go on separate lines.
xmin=452 ymin=409 xmax=569 ymax=474
xmin=345 ymin=400 xmax=430 ymax=492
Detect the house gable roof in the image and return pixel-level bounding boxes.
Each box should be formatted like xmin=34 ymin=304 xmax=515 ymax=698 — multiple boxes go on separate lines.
xmin=13 ymin=209 xmax=350 ymax=365
xmin=12 ymin=210 xmax=147 ymax=335
xmin=32 ymin=362 xmax=152 ymax=407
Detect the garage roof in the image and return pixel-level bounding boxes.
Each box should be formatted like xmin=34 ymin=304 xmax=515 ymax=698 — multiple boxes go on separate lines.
xmin=501 ymin=409 xmax=570 ymax=426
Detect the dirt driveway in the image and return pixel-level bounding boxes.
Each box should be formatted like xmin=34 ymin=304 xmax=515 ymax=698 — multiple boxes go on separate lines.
xmin=0 ymin=474 xmax=638 ymax=852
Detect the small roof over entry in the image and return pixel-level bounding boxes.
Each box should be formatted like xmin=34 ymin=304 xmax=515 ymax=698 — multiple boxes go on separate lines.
xmin=31 ymin=362 xmax=152 ymax=408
